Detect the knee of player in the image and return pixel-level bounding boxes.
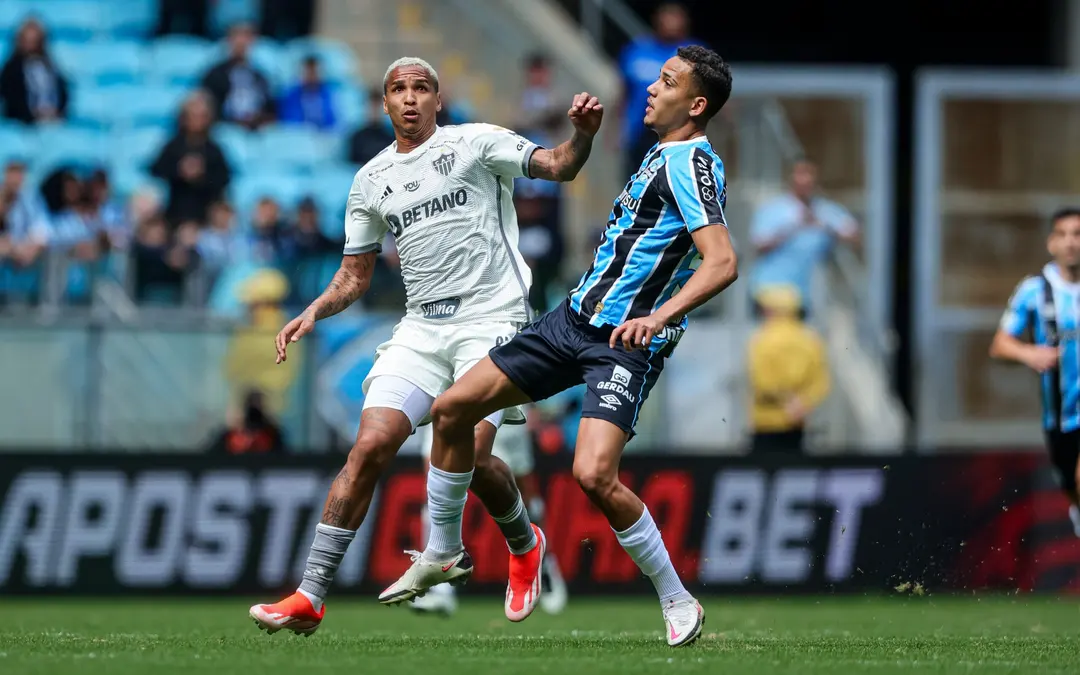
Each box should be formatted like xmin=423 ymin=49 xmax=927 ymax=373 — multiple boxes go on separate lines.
xmin=430 ymin=395 xmax=472 ymax=435
xmin=573 ymin=463 xmax=619 ymax=499
xmin=347 ymin=433 xmax=398 ymax=473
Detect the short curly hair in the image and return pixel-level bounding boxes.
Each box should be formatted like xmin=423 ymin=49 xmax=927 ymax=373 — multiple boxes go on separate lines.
xmin=677 ymin=45 xmax=732 ymax=121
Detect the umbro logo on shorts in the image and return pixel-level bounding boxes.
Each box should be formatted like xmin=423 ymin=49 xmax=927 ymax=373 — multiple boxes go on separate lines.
xmin=600 ymin=394 xmax=622 ymax=407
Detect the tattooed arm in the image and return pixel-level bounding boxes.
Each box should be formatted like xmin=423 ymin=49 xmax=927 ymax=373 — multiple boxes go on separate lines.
xmin=527 ymin=91 xmax=604 ymax=182
xmin=275 ymin=252 xmax=377 ymax=363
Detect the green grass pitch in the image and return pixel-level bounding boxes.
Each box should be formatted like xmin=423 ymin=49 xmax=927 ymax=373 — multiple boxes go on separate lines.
xmin=1 ymin=596 xmax=1078 ymax=674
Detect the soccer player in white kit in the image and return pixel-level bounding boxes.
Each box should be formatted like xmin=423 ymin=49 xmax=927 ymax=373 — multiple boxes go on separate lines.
xmin=410 ymin=418 xmax=569 ymax=617
xmin=249 ymin=57 xmax=602 ymax=635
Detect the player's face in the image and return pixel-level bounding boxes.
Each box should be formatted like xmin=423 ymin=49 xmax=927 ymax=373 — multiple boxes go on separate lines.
xmin=384 ymin=66 xmax=441 ymax=137
xmin=643 ymin=57 xmax=707 ymax=133
xmin=1050 ymin=216 xmax=1080 ymax=268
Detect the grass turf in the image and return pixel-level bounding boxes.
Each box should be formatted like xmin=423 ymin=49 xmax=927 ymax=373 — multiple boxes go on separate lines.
xmin=1 ymin=596 xmax=1078 ymax=674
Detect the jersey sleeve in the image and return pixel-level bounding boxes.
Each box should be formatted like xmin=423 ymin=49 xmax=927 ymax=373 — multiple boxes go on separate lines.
xmin=665 ymin=146 xmax=727 ymax=232
xmin=343 ymin=174 xmax=387 ymax=255
xmin=465 ymin=123 xmax=539 ymax=179
xmin=1000 ymin=277 xmax=1038 ymax=338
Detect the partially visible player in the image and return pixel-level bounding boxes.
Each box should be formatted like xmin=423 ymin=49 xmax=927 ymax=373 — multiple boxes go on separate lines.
xmin=991 ymin=207 xmax=1080 ymax=536
xmin=410 ymin=414 xmax=568 ymax=617
xmin=249 ymin=56 xmax=603 ymax=635
xmin=386 ymin=46 xmax=736 ymax=647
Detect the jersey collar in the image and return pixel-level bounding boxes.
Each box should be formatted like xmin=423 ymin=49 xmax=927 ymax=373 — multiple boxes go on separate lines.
xmin=1044 ymin=262 xmax=1080 ymax=291
xmin=393 ymin=125 xmax=442 ymax=156
xmin=653 ymin=136 xmax=710 ymax=151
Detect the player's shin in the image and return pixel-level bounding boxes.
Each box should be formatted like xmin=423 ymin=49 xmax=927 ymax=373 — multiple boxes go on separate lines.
xmin=471 ymin=422 xmax=538 ymax=554
xmin=422 ymin=398 xmax=480 ymax=560
xmin=613 ymin=506 xmax=691 ymax=605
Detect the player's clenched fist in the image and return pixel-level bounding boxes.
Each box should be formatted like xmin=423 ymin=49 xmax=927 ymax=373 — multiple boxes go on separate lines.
xmin=568 ymin=91 xmax=603 ymax=137
xmin=275 ymin=311 xmax=315 ymax=363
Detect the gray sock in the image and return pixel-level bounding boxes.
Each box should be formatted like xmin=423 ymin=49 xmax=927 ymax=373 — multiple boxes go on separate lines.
xmin=297 ymin=523 xmax=356 ymax=608
xmin=494 ymin=495 xmax=537 ymax=555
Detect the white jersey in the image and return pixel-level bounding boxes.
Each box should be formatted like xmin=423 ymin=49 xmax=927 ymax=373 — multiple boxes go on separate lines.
xmin=344 ymin=123 xmax=539 ymax=325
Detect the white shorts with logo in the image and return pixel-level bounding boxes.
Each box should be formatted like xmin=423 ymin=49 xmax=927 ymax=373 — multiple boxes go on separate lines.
xmin=416 ymin=417 xmax=535 ymax=476
xmin=361 ymin=315 xmax=526 ymax=427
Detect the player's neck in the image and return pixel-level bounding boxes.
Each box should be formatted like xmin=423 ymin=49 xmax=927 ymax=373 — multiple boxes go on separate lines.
xmin=394 ymin=125 xmax=437 ymax=154
xmin=1058 ymin=262 xmax=1080 ymax=283
xmin=655 ymin=123 xmax=706 ymax=146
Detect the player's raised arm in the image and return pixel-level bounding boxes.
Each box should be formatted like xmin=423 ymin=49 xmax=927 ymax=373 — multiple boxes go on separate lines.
xmin=989 ymin=278 xmax=1059 ymax=373
xmin=528 ymin=92 xmax=603 ymax=182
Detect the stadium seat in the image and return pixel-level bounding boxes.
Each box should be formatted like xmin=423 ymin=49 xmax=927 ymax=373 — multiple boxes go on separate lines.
xmin=229 ymin=173 xmax=309 ymax=221
xmin=107 ymin=166 xmax=154 ymax=199
xmin=0 ymin=2 xmax=34 ymax=37
xmin=101 ymin=0 xmax=157 ymax=38
xmin=0 ymin=126 xmax=35 ymax=165
xmin=210 ymin=0 xmax=260 ymax=37
xmin=53 ymin=41 xmax=145 ymax=87
xmin=111 ymin=128 xmax=169 ymax=171
xmin=334 ymin=83 xmax=369 ymax=131
xmin=258 ymin=126 xmax=336 ymax=172
xmin=310 ymin=164 xmax=360 ymax=235
xmin=67 ymin=85 xmax=114 ymax=130
xmin=149 ymin=36 xmax=218 ymax=86
xmin=286 ymin=38 xmax=359 ymax=85
xmin=32 ymin=1 xmax=106 ymax=41
xmin=212 ymin=124 xmax=256 ymax=173
xmin=33 ymin=125 xmax=108 ymax=172
xmin=115 ymin=84 xmax=189 ymax=129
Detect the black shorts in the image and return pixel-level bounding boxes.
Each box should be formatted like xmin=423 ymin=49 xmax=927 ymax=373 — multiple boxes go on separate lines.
xmin=489 ymin=301 xmax=666 ymax=436
xmin=1045 ymin=429 xmax=1080 ymax=493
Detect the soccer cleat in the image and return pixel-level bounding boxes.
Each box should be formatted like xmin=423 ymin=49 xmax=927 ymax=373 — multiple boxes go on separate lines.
xmin=539 ymin=553 xmax=568 ymax=615
xmin=249 ymin=591 xmax=324 ymax=636
xmin=379 ymin=549 xmax=473 ymax=606
xmin=663 ymin=598 xmax=705 ymax=647
xmin=505 ymin=524 xmax=546 ymax=622
xmin=409 ymin=582 xmax=458 ymax=617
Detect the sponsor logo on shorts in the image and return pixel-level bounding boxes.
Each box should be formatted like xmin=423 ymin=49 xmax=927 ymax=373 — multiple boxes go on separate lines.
xmin=421 ymin=297 xmax=462 ymax=319
xmin=600 ymin=394 xmax=622 ymax=407
xmin=597 ymin=365 xmax=636 ymax=411
xmin=611 ymin=365 xmax=632 ymax=387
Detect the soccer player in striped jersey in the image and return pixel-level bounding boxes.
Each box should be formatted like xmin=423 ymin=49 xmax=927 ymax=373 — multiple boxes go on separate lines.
xmin=382 ymin=45 xmax=737 ymax=647
xmin=991 ymin=208 xmax=1080 ymax=536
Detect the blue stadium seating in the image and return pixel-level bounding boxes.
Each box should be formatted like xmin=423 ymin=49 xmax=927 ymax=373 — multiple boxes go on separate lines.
xmin=212 ymin=124 xmax=256 ymax=172
xmin=0 ymin=125 xmax=35 ymax=165
xmin=230 ymin=173 xmax=309 ymax=221
xmin=149 ymin=36 xmax=218 ymax=86
xmin=286 ymin=38 xmax=358 ymax=85
xmin=334 ymin=83 xmax=369 ymax=131
xmin=102 ymin=0 xmax=157 ymax=38
xmin=0 ymin=2 xmax=33 ymax=37
xmin=210 ymin=0 xmax=260 ymax=37
xmin=110 ymin=127 xmax=169 ymax=171
xmin=34 ymin=124 xmax=109 ymax=172
xmin=67 ymin=85 xmax=114 ymax=129
xmin=52 ymin=41 xmax=145 ymax=86
xmin=31 ymin=1 xmax=106 ymax=42
xmin=310 ymin=164 xmax=360 ymax=235
xmin=258 ymin=126 xmax=335 ymax=173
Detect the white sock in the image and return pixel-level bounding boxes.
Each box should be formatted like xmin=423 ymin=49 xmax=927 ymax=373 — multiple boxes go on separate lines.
xmin=1070 ymin=504 xmax=1080 ymax=538
xmin=423 ymin=466 xmax=473 ymax=560
xmin=297 ymin=523 xmax=356 ymax=612
xmin=614 ymin=507 xmax=692 ymax=605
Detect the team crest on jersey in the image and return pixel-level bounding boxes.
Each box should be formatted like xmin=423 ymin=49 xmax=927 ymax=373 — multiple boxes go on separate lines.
xmin=432 ymin=150 xmax=456 ymax=176
xmin=404 ymin=181 xmax=421 ymax=192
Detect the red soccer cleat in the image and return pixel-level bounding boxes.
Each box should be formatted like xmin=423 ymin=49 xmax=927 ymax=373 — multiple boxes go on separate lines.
xmin=504 ymin=524 xmax=546 ymax=622
xmin=249 ymin=591 xmax=325 ymax=636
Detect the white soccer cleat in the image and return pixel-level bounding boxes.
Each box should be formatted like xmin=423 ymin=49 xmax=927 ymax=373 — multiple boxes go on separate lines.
xmin=663 ymin=598 xmax=704 ymax=647
xmin=539 ymin=553 xmax=568 ymax=615
xmin=379 ymin=549 xmax=473 ymax=606
xmin=409 ymin=582 xmax=458 ymax=617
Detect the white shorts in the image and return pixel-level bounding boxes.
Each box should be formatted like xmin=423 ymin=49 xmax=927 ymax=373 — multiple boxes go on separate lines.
xmin=361 ymin=315 xmax=526 ymax=426
xmin=417 ymin=418 xmax=535 ymax=476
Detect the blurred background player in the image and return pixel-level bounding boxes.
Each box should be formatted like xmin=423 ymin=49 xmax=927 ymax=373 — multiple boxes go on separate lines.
xmin=991 ymin=207 xmax=1080 ymax=536
xmin=397 ymin=45 xmax=735 ymax=647
xmin=251 ymin=57 xmax=601 ymax=634
xmin=410 ymin=418 xmax=569 ymax=617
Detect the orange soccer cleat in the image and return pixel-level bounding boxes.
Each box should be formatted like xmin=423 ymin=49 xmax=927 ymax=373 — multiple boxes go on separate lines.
xmin=249 ymin=591 xmax=325 ymax=636
xmin=504 ymin=524 xmax=546 ymax=622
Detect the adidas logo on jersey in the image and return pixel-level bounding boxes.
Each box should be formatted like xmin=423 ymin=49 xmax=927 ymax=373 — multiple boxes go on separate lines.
xmin=380 ymin=185 xmax=393 ymax=201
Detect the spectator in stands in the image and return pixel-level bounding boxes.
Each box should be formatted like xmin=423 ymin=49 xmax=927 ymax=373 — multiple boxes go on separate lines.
xmin=39 ymin=168 xmax=103 ymax=302
xmin=747 ymin=285 xmax=830 ymax=454
xmin=282 ymin=197 xmax=336 ymax=261
xmin=197 ymin=200 xmax=245 ymax=285
xmin=617 ymin=2 xmax=699 ymax=177
xmin=348 ymin=89 xmax=394 ymax=165
xmin=151 ymin=91 xmax=231 ymax=226
xmin=0 ymin=18 xmax=69 ymax=125
xmin=260 ymin=0 xmax=315 ymax=41
xmin=247 ymin=196 xmax=287 ymax=266
xmin=749 ymin=159 xmax=860 ymax=313
xmin=211 ymin=389 xmax=286 ymax=455
xmin=514 ymin=115 xmax=564 ymax=314
xmin=200 ymin=23 xmax=275 ymax=130
xmin=0 ymin=160 xmax=48 ymax=268
xmin=224 ymin=268 xmax=297 ymax=421
xmin=520 ymin=53 xmax=559 ymax=131
xmin=156 ymin=0 xmax=210 ymax=37
xmin=278 ymin=56 xmax=337 ymax=131
xmin=86 ymin=170 xmax=130 ymax=253
xmin=131 ymin=214 xmax=199 ymax=304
